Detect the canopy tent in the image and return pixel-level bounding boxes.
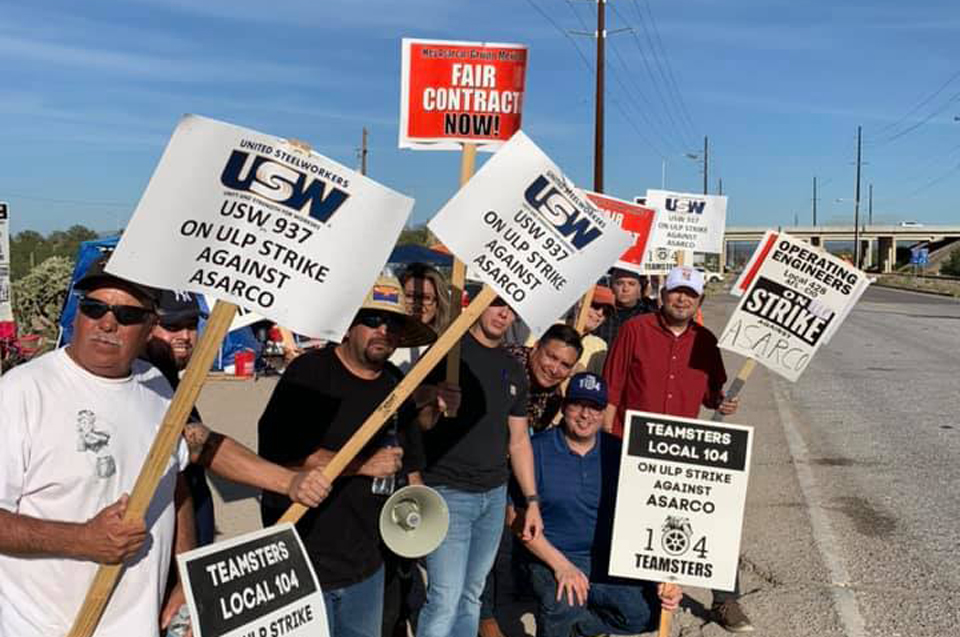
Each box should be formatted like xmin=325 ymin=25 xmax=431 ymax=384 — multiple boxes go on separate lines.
xmin=58 ymin=236 xmax=260 ymax=370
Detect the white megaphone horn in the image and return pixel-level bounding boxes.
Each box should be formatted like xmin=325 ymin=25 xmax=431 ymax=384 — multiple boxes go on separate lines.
xmin=379 ymin=485 xmax=449 ymax=558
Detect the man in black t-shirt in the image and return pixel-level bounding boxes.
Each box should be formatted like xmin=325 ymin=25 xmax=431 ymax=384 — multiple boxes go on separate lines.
xmin=259 ymin=276 xmax=440 ymax=637
xmin=417 ymin=296 xmax=543 ymax=637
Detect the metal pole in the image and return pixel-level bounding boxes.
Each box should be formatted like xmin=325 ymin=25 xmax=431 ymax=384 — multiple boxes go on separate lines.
xmin=703 ymin=135 xmax=709 ymax=195
xmin=718 ymin=178 xmax=723 ymax=195
xmin=854 ymin=125 xmax=862 ymax=267
xmin=661 ymin=158 xmax=666 ymax=189
xmin=868 ymin=183 xmax=873 ymax=225
xmin=594 ymin=0 xmax=606 ymax=193
xmin=360 ymin=127 xmax=369 ymax=176
xmin=813 ymin=176 xmax=818 ymax=226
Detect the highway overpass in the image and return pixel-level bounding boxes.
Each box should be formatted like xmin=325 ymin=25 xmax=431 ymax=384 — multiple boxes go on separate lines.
xmin=723 ymin=224 xmax=960 ymax=272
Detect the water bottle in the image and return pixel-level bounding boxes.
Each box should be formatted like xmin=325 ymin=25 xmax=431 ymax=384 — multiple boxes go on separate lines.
xmin=371 ymin=422 xmax=399 ymax=496
xmin=165 ymin=604 xmax=192 ymax=637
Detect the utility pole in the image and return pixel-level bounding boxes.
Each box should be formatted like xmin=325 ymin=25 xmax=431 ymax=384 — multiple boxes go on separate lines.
xmin=360 ymin=127 xmax=369 ymax=176
xmin=868 ymin=183 xmax=873 ymax=225
xmin=593 ymin=0 xmax=606 ymax=192
xmin=812 ymin=176 xmax=818 ymax=226
xmin=703 ymin=135 xmax=709 ymax=195
xmin=854 ymin=125 xmax=862 ymax=267
xmin=718 ymin=178 xmax=723 ymax=195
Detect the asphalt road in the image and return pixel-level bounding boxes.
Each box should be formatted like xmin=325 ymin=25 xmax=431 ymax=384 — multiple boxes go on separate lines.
xmin=199 ymin=284 xmax=959 ymax=636
xmin=677 ymin=284 xmax=960 ymax=637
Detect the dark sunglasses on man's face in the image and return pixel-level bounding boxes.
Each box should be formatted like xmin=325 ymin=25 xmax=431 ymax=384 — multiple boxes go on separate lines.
xmin=78 ymin=297 xmax=155 ymax=326
xmin=355 ymin=311 xmax=405 ymax=332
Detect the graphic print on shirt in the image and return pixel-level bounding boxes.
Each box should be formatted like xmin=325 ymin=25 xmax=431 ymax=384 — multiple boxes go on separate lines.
xmin=75 ymin=409 xmax=116 ymax=478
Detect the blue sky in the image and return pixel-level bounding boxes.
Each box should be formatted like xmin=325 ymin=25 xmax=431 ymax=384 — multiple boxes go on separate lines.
xmin=2 ymin=0 xmax=959 ymax=235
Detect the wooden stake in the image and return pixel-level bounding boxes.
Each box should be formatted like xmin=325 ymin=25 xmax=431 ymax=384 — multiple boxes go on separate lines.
xmin=657 ymin=582 xmax=681 ymax=637
xmin=68 ymin=301 xmax=238 ymax=637
xmin=442 ymin=143 xmax=477 ymax=416
xmin=573 ymin=285 xmax=596 ymax=335
xmin=711 ymin=358 xmax=756 ymax=422
xmin=278 ymin=285 xmax=497 ymax=525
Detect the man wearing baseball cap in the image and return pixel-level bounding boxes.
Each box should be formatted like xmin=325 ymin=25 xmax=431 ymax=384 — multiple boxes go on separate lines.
xmin=0 ymin=255 xmax=193 ymax=636
xmin=602 ymin=265 xmax=749 ymax=631
xmin=258 ymin=275 xmax=445 ymax=637
xmin=593 ymin=268 xmax=656 ymax=347
xmin=516 ymin=372 xmax=681 ymax=636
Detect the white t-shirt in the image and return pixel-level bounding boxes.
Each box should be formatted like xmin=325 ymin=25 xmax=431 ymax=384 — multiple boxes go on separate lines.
xmin=0 ymin=348 xmax=189 ymax=637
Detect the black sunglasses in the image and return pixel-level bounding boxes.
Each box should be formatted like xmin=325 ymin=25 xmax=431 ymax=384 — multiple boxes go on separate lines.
xmin=355 ymin=311 xmax=405 ymax=332
xmin=78 ymin=297 xmax=155 ymax=326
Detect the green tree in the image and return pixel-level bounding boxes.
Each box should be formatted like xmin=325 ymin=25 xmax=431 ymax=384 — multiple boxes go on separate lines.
xmin=941 ymin=247 xmax=960 ymax=276
xmin=10 ymin=225 xmax=99 ymax=280
xmin=12 ymin=255 xmax=73 ymax=339
xmin=398 ymin=223 xmax=432 ymax=247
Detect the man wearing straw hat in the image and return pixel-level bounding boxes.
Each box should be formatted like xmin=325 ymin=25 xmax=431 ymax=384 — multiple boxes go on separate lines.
xmin=258 ymin=275 xmax=445 ymax=637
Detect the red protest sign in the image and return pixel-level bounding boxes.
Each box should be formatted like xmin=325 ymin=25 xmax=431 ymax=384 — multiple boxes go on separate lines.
xmin=399 ymin=38 xmax=528 ymax=151
xmin=585 ymin=191 xmax=657 ymax=273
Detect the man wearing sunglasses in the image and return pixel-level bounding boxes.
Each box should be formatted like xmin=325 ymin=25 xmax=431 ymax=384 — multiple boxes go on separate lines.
xmin=258 ymin=275 xmax=443 ymax=637
xmin=0 ymin=257 xmax=195 ymax=637
xmin=516 ymin=372 xmax=682 ymax=636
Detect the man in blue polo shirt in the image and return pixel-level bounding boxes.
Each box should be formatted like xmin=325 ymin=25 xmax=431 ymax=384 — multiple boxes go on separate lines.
xmin=517 ymin=372 xmax=681 ymax=636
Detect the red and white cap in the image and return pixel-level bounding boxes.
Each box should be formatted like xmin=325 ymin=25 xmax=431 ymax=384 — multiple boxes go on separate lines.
xmin=663 ymin=265 xmax=704 ymax=296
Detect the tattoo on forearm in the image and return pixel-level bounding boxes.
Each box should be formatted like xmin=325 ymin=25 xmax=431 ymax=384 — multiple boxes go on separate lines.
xmin=197 ymin=432 xmax=226 ymax=468
xmin=183 ymin=421 xmax=211 ymax=460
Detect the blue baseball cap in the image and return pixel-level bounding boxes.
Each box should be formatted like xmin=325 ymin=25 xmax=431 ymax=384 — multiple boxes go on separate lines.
xmin=565 ymin=372 xmax=608 ymax=408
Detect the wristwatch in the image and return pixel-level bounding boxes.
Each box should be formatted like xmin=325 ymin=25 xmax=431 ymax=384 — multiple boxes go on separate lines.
xmin=525 ymin=494 xmax=540 ymax=505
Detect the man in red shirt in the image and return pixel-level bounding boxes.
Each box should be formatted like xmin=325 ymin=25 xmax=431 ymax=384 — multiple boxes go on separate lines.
xmin=602 ymin=265 xmax=752 ymax=633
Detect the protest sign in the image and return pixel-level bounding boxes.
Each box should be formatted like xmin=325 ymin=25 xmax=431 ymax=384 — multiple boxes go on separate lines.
xmin=399 ymin=38 xmax=528 ymax=151
xmin=644 ymin=189 xmax=727 ymax=254
xmin=177 ymin=524 xmax=327 ymax=637
xmin=0 ymin=203 xmax=12 ymax=329
xmin=584 ymin=191 xmax=657 ymax=274
xmin=718 ymin=231 xmax=870 ymax=382
xmin=427 ymin=131 xmax=633 ymax=336
xmin=108 ymin=114 xmax=414 ymax=340
xmin=69 ymin=116 xmax=413 ymax=637
xmin=609 ymin=411 xmax=753 ymax=591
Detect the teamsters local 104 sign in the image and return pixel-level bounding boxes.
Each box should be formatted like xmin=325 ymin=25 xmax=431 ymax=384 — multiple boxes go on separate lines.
xmin=399 ymin=38 xmax=528 ymax=151
xmin=107 ymin=115 xmax=414 ymax=340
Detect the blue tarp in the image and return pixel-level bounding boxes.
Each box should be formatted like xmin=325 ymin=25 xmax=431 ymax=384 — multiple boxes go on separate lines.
xmin=58 ymin=237 xmax=260 ymax=370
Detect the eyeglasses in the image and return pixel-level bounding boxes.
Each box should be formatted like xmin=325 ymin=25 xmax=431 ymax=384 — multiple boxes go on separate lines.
xmin=405 ymin=292 xmax=437 ymax=307
xmin=355 ymin=311 xmax=405 ymax=332
xmin=159 ymin=317 xmax=200 ymax=332
xmin=78 ymin=297 xmax=155 ymax=325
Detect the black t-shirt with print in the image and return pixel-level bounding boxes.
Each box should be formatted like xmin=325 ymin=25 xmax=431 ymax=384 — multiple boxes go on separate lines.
xmin=258 ymin=345 xmax=424 ymax=589
xmin=422 ymin=333 xmax=529 ymax=492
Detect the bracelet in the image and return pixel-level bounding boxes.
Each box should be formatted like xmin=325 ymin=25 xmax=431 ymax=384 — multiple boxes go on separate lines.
xmin=525 ymin=494 xmax=540 ymax=504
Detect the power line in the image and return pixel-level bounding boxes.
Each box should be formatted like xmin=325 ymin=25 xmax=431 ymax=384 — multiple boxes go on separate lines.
xmin=604 ymin=2 xmax=690 ymax=154
xmin=870 ymin=69 xmax=960 ymax=138
xmin=632 ymin=0 xmax=700 ymax=146
xmin=867 ymin=88 xmax=960 ymax=147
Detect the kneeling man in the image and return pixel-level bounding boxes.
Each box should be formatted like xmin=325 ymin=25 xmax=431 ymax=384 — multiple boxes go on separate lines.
xmin=518 ymin=372 xmax=681 ymax=636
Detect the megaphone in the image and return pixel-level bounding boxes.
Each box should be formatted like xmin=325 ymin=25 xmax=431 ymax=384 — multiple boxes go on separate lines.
xmin=379 ymin=485 xmax=449 ymax=558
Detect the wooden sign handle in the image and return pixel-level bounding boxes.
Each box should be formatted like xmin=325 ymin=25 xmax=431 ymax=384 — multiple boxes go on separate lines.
xmin=68 ymin=301 xmax=238 ymax=637
xmin=657 ymin=582 xmax=681 ymax=637
xmin=710 ymin=358 xmax=756 ymax=422
xmin=573 ymin=285 xmax=596 ymax=335
xmin=442 ymin=142 xmax=477 ymax=415
xmin=277 ymin=285 xmax=498 ymax=525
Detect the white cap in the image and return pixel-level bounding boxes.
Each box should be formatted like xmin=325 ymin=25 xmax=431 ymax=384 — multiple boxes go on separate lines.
xmin=664 ymin=266 xmax=704 ymax=296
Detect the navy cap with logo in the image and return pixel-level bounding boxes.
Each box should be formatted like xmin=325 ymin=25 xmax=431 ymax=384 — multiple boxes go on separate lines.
xmin=157 ymin=289 xmax=208 ymax=323
xmin=74 ymin=255 xmax=161 ymax=308
xmin=565 ymin=372 xmax=608 ymax=408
